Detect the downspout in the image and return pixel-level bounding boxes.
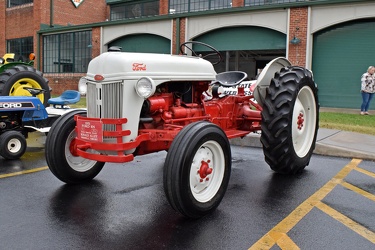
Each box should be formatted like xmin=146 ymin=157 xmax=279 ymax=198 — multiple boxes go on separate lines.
xmin=175 ymin=18 xmax=180 ymax=55
xmin=286 ymin=8 xmax=290 ymax=61
xmin=306 ymin=6 xmax=312 ymax=69
xmin=37 ymin=33 xmax=40 ymax=70
xmin=50 ymin=0 xmax=54 ymax=27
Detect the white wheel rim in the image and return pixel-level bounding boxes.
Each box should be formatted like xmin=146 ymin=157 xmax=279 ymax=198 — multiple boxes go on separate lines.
xmin=292 ymin=86 xmax=317 ymax=157
xmin=65 ymin=130 xmax=98 ymax=172
xmin=7 ymin=138 xmax=22 ymax=153
xmin=189 ymin=140 xmax=225 ymax=203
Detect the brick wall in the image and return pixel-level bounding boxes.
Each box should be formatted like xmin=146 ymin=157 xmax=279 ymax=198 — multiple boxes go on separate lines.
xmin=1 ymin=1 xmax=108 ymax=95
xmin=51 ymin=0 xmax=107 ymax=26
xmin=0 ymin=1 xmax=5 ymax=54
xmin=5 ymin=5 xmax=34 ymax=40
xmin=172 ymin=19 xmax=177 ymax=54
xmin=92 ymin=27 xmax=101 ymax=58
xmin=1 ymin=1 xmax=107 ymax=55
xmin=288 ymin=7 xmax=308 ymax=67
xmin=46 ymin=74 xmax=84 ymax=94
xmin=171 ymin=17 xmax=187 ymax=55
xmin=232 ymin=0 xmax=244 ymax=7
xmin=179 ymin=18 xmax=186 ymax=52
xmin=160 ymin=0 xmax=169 ymax=15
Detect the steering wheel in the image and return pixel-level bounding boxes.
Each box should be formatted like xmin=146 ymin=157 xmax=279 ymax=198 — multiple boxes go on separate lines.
xmin=180 ymin=41 xmax=223 ymax=65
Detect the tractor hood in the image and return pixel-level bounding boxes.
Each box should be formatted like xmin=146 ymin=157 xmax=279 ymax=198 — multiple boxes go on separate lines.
xmin=86 ymin=52 xmax=217 ymax=82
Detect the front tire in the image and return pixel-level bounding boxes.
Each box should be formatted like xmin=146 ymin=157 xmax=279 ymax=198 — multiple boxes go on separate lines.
xmin=260 ymin=66 xmax=319 ymax=174
xmin=163 ymin=121 xmax=231 ymax=218
xmin=45 ymin=110 xmax=105 ymax=184
xmin=0 ymin=65 xmax=50 ymax=106
xmin=0 ymin=131 xmax=27 ymax=160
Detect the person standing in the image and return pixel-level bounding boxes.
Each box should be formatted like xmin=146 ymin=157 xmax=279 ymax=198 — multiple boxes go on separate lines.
xmin=360 ymin=66 xmax=375 ymax=115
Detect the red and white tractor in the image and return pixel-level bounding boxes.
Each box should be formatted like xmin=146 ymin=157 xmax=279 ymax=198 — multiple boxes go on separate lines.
xmin=45 ymin=42 xmax=319 ymax=218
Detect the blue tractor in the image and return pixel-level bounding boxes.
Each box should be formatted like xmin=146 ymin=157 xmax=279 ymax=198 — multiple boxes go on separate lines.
xmin=0 ymin=88 xmax=81 ymax=159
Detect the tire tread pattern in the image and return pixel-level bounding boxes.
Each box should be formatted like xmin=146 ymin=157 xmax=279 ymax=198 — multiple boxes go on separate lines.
xmin=163 ymin=121 xmax=231 ymax=218
xmin=260 ymin=66 xmax=319 ymax=174
xmin=0 ymin=65 xmax=50 ymax=106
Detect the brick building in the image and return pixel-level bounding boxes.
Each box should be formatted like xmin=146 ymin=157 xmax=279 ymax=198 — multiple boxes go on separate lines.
xmin=0 ymin=0 xmax=108 ymax=93
xmin=0 ymin=0 xmax=108 ymax=55
xmin=1 ymin=0 xmax=375 ymax=109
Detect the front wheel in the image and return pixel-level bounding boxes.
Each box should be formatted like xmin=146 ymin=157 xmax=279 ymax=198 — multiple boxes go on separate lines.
xmin=163 ymin=121 xmax=231 ymax=218
xmin=45 ymin=110 xmax=105 ymax=184
xmin=260 ymin=66 xmax=319 ymax=174
xmin=0 ymin=131 xmax=27 ymax=160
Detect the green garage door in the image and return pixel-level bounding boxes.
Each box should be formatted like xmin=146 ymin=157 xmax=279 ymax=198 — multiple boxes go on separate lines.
xmin=108 ymin=34 xmax=170 ymax=53
xmin=312 ymin=19 xmax=375 ymax=109
xmin=193 ymin=26 xmax=286 ymax=51
xmin=192 ymin=26 xmax=286 ymax=76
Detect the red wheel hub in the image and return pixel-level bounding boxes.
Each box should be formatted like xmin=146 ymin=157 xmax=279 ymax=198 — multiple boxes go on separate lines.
xmin=297 ymin=112 xmax=304 ymax=130
xmin=198 ymin=160 xmax=213 ymax=181
xmin=69 ymin=138 xmax=79 ymax=157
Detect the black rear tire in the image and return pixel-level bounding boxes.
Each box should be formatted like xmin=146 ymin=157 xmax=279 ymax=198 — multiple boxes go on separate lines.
xmin=163 ymin=121 xmax=231 ymax=218
xmin=260 ymin=66 xmax=319 ymax=174
xmin=45 ymin=110 xmax=105 ymax=184
xmin=0 ymin=131 xmax=27 ymax=160
xmin=0 ymin=65 xmax=50 ymax=106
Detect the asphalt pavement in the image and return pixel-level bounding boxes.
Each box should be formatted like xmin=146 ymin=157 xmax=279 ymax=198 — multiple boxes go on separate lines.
xmin=230 ymin=128 xmax=375 ymax=161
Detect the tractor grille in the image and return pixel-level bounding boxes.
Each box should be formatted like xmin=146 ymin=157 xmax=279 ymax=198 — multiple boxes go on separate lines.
xmin=87 ymin=81 xmax=124 ymax=119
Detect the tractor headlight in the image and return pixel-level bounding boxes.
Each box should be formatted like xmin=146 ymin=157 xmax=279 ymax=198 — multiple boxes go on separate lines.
xmin=135 ymin=77 xmax=156 ymax=98
xmin=0 ymin=58 xmax=4 ymax=64
xmin=78 ymin=77 xmax=87 ymax=96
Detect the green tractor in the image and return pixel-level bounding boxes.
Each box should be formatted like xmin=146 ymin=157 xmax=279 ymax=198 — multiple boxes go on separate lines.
xmin=0 ymin=53 xmax=50 ymax=106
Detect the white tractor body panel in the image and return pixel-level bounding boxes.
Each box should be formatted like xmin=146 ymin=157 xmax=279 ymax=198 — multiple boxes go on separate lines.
xmin=86 ymin=52 xmax=217 ymax=82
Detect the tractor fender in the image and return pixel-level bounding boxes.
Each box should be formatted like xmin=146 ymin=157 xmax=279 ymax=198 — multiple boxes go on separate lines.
xmin=253 ymin=57 xmax=291 ymax=107
xmin=24 ymin=108 xmax=87 ymax=133
xmin=24 ymin=125 xmax=50 ymax=133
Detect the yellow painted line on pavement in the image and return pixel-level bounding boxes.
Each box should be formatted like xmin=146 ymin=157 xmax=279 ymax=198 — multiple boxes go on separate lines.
xmin=276 ymin=233 xmax=300 ymax=250
xmin=354 ymin=166 xmax=375 ymax=178
xmin=249 ymin=159 xmax=362 ymax=250
xmin=316 ymin=201 xmax=375 ymax=244
xmin=341 ymin=181 xmax=375 ymax=202
xmin=0 ymin=166 xmax=48 ymax=179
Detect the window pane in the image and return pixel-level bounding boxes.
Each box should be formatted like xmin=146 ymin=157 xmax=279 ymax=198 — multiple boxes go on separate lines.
xmin=43 ymin=35 xmax=57 ymax=73
xmin=74 ymin=31 xmax=92 ymax=73
xmin=110 ymin=0 xmax=159 ymax=21
xmin=60 ymin=33 xmax=74 ymax=73
xmin=7 ymin=0 xmax=33 ymax=8
xmin=111 ymin=5 xmax=126 ymax=21
xmin=6 ymin=37 xmax=33 ymax=62
xmin=43 ymin=30 xmax=92 ymax=73
xmin=169 ymin=0 xmax=232 ymax=14
xmin=244 ymin=0 xmax=302 ymax=6
xmin=143 ymin=1 xmax=159 ymax=16
xmin=169 ymin=0 xmax=188 ymax=14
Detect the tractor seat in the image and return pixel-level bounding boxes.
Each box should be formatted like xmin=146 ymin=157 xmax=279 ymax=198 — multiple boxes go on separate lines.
xmin=48 ymin=90 xmax=81 ymax=108
xmin=214 ymin=71 xmax=248 ymax=87
xmin=1 ymin=53 xmax=15 ymax=64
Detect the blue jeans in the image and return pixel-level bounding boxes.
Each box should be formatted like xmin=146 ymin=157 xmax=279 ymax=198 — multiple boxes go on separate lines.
xmin=361 ymin=92 xmax=374 ymax=112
